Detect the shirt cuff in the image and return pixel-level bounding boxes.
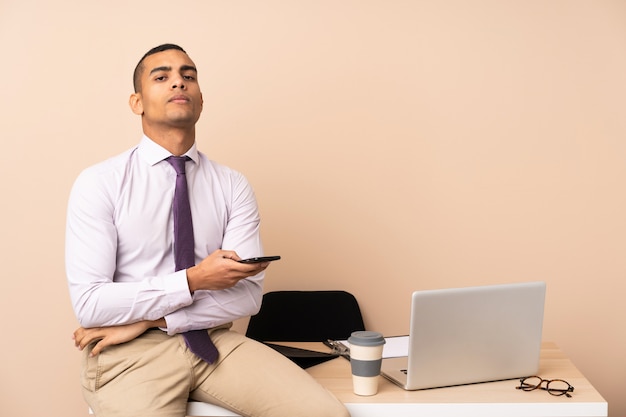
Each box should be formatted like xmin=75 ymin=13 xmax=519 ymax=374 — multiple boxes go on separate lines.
xmin=159 ymin=270 xmax=193 ymax=334
xmin=163 ymin=308 xmax=193 ymax=335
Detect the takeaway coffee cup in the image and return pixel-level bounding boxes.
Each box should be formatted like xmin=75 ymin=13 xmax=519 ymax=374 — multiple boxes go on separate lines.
xmin=348 ymin=331 xmax=386 ymax=396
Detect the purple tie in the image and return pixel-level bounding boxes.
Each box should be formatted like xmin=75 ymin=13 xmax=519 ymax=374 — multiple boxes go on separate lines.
xmin=167 ymin=156 xmax=219 ymax=364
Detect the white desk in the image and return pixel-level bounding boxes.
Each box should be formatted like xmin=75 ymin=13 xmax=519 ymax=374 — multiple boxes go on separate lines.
xmin=186 ymin=342 xmax=607 ymax=417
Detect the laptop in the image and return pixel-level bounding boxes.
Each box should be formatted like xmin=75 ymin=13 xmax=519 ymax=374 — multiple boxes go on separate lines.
xmin=381 ymin=281 xmax=546 ymax=390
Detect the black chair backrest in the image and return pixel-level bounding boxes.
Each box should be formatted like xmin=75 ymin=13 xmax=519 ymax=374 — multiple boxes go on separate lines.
xmin=246 ymin=290 xmax=365 ymax=342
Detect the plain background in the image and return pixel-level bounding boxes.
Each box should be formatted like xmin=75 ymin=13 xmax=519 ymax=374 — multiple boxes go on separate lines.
xmin=1 ymin=0 xmax=625 ymax=416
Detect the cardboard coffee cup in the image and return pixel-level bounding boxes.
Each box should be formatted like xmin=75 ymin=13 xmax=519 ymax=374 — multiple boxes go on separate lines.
xmin=348 ymin=331 xmax=386 ymax=396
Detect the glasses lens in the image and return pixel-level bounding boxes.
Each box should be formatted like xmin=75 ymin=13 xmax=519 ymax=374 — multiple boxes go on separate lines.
xmin=519 ymin=376 xmax=542 ymax=391
xmin=547 ymin=379 xmax=572 ymax=396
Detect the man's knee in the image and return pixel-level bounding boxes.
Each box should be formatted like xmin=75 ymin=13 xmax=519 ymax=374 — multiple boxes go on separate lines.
xmin=320 ymin=401 xmax=351 ymax=417
xmin=296 ymin=391 xmax=351 ymax=417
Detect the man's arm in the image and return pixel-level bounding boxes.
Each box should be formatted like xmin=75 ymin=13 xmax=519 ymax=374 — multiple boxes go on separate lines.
xmin=66 ymin=168 xmax=194 ymax=328
xmin=73 ymin=253 xmax=270 ymax=356
xmin=73 ymin=318 xmax=166 ymax=356
xmin=160 ymin=168 xmax=269 ymax=334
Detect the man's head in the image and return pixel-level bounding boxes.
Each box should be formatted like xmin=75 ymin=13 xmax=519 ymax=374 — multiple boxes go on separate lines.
xmin=129 ymin=44 xmax=203 ymax=137
xmin=133 ymin=43 xmax=187 ymax=93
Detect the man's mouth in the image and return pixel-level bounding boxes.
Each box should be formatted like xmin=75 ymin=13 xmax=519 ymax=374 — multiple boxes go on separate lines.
xmin=169 ymin=95 xmax=190 ymax=103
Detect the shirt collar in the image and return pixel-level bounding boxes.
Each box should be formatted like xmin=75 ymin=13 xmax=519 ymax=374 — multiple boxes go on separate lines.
xmin=138 ymin=134 xmax=199 ymax=166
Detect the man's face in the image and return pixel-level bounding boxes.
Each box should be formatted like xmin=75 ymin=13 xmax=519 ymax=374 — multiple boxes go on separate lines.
xmin=132 ymin=49 xmax=203 ymax=129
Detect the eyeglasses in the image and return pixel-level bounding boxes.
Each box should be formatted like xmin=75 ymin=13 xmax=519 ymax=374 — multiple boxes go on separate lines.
xmin=516 ymin=376 xmax=574 ymax=397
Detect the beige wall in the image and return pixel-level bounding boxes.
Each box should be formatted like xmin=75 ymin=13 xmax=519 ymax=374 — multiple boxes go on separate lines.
xmin=1 ymin=0 xmax=625 ymax=415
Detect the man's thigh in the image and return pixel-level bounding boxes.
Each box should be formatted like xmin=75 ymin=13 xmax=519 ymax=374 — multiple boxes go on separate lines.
xmin=82 ymin=330 xmax=193 ymax=417
xmin=191 ymin=331 xmax=349 ymax=417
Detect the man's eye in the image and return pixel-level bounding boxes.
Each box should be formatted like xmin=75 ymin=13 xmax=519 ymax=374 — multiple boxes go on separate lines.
xmin=183 ymin=75 xmax=196 ymax=81
xmin=155 ymin=76 xmax=166 ymax=81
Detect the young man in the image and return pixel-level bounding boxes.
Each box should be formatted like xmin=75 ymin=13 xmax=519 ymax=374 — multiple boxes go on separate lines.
xmin=66 ymin=44 xmax=349 ymax=417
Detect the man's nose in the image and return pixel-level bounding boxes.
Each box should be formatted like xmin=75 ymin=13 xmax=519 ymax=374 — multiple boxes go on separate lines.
xmin=171 ymin=76 xmax=186 ymax=89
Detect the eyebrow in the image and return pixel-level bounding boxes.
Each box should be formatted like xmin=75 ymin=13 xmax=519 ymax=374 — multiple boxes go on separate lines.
xmin=149 ymin=65 xmax=198 ymax=75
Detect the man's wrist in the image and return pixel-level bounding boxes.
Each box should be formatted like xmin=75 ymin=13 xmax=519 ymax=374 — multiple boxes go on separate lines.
xmin=186 ymin=266 xmax=198 ymax=294
xmin=148 ymin=318 xmax=167 ymax=328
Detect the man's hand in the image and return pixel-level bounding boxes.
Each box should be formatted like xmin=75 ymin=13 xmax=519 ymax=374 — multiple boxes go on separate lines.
xmin=186 ymin=249 xmax=269 ymax=293
xmin=73 ymin=319 xmax=165 ymax=356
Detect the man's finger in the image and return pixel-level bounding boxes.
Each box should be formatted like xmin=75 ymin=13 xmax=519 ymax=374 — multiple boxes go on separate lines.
xmin=77 ymin=329 xmax=103 ymax=350
xmin=90 ymin=339 xmax=107 ymax=357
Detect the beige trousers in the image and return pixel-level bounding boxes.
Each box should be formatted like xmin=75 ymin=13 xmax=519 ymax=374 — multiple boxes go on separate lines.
xmin=81 ymin=326 xmax=349 ymax=417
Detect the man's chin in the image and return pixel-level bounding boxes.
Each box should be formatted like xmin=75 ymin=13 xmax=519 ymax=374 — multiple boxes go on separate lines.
xmin=165 ymin=112 xmax=201 ymax=127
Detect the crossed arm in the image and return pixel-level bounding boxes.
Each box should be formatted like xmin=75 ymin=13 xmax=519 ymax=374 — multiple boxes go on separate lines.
xmin=72 ymin=250 xmax=269 ymax=356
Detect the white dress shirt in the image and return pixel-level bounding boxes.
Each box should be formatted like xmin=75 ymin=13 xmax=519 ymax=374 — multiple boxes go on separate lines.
xmin=66 ymin=136 xmax=264 ymax=335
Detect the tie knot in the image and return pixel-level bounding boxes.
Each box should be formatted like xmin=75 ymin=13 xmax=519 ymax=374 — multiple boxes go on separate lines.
xmin=166 ymin=156 xmax=190 ymax=175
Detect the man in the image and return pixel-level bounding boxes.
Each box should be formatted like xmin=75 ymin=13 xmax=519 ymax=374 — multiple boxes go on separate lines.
xmin=66 ymin=44 xmax=349 ymax=417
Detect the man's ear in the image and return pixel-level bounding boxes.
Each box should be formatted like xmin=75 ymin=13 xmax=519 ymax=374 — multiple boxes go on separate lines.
xmin=129 ymin=93 xmax=144 ymax=115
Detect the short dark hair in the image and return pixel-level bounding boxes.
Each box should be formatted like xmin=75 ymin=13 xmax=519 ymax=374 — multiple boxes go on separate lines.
xmin=133 ymin=43 xmax=187 ymax=93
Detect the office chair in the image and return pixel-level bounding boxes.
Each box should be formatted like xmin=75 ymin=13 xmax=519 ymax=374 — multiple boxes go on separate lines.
xmin=246 ymin=290 xmax=365 ymax=342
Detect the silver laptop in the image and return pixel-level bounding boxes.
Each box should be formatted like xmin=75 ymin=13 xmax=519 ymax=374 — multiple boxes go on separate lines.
xmin=381 ymin=281 xmax=546 ymax=390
